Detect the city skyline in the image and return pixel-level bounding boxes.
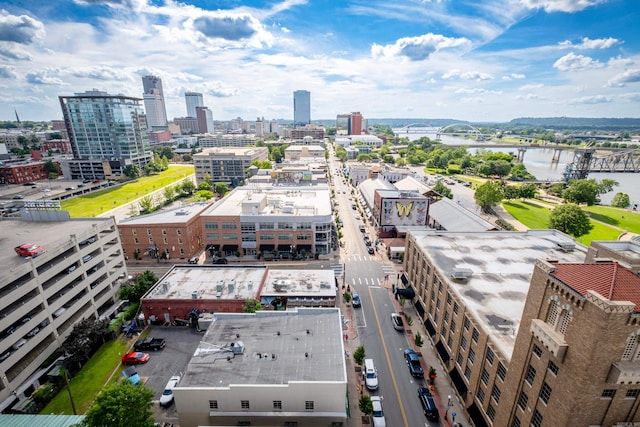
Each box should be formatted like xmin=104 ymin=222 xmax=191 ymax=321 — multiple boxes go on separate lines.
xmin=0 ymin=0 xmax=639 ymax=122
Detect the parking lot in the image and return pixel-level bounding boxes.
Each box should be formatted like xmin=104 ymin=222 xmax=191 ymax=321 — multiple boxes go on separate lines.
xmin=129 ymin=325 xmax=204 ymax=424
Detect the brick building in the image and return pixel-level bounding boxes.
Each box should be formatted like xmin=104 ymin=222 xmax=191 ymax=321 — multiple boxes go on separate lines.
xmin=0 ymin=160 xmax=61 ymax=184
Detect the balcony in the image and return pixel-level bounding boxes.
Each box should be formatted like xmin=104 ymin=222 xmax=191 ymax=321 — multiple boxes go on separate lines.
xmin=530 ymin=319 xmax=568 ymax=361
xmin=607 ymin=362 xmax=640 ymax=385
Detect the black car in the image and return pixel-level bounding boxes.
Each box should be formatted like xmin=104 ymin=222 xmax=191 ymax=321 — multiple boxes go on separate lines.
xmin=367 ymin=246 xmax=375 ymax=254
xmin=213 ymin=257 xmax=228 ymax=264
xmin=418 ymin=387 xmax=439 ymax=420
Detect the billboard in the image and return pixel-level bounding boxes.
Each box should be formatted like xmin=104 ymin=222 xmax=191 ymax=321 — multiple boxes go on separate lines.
xmin=381 ymin=197 xmax=428 ymax=227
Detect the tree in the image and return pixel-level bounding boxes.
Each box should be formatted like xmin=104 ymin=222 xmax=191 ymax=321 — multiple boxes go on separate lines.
xmin=474 ymin=180 xmax=504 ymax=213
xmin=562 ymin=179 xmax=599 ymax=205
xmin=519 ymin=182 xmax=538 ymax=199
xmin=598 ymin=178 xmax=618 ymax=195
xmin=548 ymin=204 xmax=593 ymax=237
xmin=194 ymin=190 xmax=214 ymax=201
xmin=79 ymin=380 xmax=155 ymax=427
xmin=163 ymin=185 xmax=176 ymax=202
xmin=61 ymin=318 xmax=111 ymax=370
xmin=138 ymin=195 xmax=154 ymax=213
xmin=611 ymin=192 xmax=630 ymax=208
xmin=123 ymin=165 xmax=140 ymax=179
xmin=197 ymin=181 xmax=212 ymax=191
xmin=243 ymin=299 xmax=263 ymax=313
xmin=119 ymin=270 xmax=158 ymax=303
xmin=414 ymin=332 xmax=424 ymax=347
xmin=44 ymin=159 xmax=60 ymax=175
xmin=353 ymin=345 xmax=365 ymax=366
xmin=214 ymin=182 xmax=229 ymax=198
xmin=181 ymin=180 xmax=196 ymax=195
xmin=359 ymin=395 xmax=373 ymax=416
xmin=432 ymin=180 xmax=453 ymax=199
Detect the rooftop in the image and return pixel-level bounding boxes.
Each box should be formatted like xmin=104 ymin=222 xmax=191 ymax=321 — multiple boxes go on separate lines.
xmin=410 ymin=229 xmax=587 ymax=360
xmin=428 ymin=197 xmax=496 ymax=232
xmin=551 ymin=262 xmax=640 ymax=311
xmin=180 ymin=308 xmax=345 ymax=388
xmin=262 ymin=269 xmax=336 ymax=298
xmin=143 ymin=265 xmax=265 ymax=301
xmin=119 ymin=202 xmax=211 ymax=226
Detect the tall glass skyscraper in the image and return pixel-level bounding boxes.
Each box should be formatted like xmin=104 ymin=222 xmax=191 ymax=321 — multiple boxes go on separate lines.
xmin=59 ymin=90 xmax=151 ymax=165
xmin=293 ymin=90 xmax=311 ymax=126
xmin=142 ymin=75 xmax=168 ymax=129
xmin=185 ymin=92 xmax=204 ymax=118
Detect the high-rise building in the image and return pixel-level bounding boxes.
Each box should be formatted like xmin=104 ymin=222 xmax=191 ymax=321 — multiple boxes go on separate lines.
xmin=59 ymin=90 xmax=152 ymax=179
xmin=349 ymin=112 xmax=363 ymax=135
xmin=195 ymin=106 xmax=214 ymax=134
xmin=293 ymin=90 xmax=310 ymax=126
xmin=141 ymin=75 xmax=168 ymax=129
xmin=185 ymin=92 xmax=204 ymax=118
xmin=336 ymin=114 xmax=350 ymax=135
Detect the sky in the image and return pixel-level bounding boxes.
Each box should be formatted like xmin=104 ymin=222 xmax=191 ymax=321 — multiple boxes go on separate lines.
xmin=0 ymin=0 xmax=639 ymax=123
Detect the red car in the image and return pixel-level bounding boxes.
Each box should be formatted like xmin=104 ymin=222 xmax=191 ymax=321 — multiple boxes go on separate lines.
xmin=14 ymin=243 xmax=45 ymax=257
xmin=121 ymin=351 xmax=150 ymax=365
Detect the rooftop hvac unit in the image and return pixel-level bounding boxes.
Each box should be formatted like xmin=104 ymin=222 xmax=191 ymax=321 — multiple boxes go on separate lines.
xmin=450 ymin=268 xmax=473 ymax=281
xmin=191 ymin=291 xmax=198 ymax=299
xmin=558 ymin=242 xmax=576 ymax=252
xmin=233 ymin=341 xmax=245 ymax=354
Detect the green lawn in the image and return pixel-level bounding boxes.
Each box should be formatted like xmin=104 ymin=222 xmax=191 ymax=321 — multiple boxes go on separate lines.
xmin=583 ymin=205 xmax=640 ymax=234
xmin=42 ymin=337 xmax=130 ymax=415
xmin=502 ymin=200 xmax=623 ymax=246
xmin=61 ymin=165 xmax=194 ymax=217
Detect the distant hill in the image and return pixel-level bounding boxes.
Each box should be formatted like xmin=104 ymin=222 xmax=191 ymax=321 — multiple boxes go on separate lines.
xmin=506 ymin=117 xmax=640 ymax=130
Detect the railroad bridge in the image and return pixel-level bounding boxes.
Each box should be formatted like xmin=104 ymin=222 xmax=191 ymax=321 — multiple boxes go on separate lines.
xmin=562 ymin=148 xmax=640 ymax=182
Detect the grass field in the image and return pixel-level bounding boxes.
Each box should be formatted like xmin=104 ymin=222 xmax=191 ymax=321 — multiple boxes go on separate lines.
xmin=583 ymin=205 xmax=640 ymax=234
xmin=60 ymin=165 xmax=194 ymax=218
xmin=502 ymin=200 xmax=623 ymax=246
xmin=42 ymin=337 xmax=130 ymax=415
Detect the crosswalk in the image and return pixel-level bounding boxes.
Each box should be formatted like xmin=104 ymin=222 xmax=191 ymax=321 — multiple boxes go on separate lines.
xmin=351 ymin=276 xmax=383 ymax=287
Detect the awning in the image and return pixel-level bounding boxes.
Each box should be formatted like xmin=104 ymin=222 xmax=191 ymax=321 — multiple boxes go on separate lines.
xmin=260 ymin=244 xmax=275 ymax=251
xmin=278 ymin=244 xmax=293 ymax=251
xmin=296 ymin=244 xmax=312 ymax=251
xmin=222 ymin=244 xmax=238 ymax=251
xmin=241 ymin=241 xmax=257 ymax=249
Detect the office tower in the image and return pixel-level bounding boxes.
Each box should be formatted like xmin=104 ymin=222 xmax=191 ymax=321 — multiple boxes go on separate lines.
xmin=349 ymin=112 xmax=363 ymax=135
xmin=336 ymin=114 xmax=350 ymax=135
xmin=196 ymin=106 xmax=214 ymax=134
xmin=141 ymin=75 xmax=168 ymax=129
xmin=59 ymin=90 xmax=152 ymax=175
xmin=185 ymin=92 xmax=204 ymax=118
xmin=293 ymin=90 xmax=311 ymax=126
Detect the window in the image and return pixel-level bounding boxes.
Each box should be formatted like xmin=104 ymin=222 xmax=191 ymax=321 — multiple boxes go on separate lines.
xmin=626 ymin=389 xmax=640 ymax=399
xmin=241 ymin=400 xmax=250 ymax=410
xmin=477 ymin=388 xmax=485 ymax=403
xmin=602 ymin=389 xmax=616 ymax=399
xmin=444 ymin=311 xmax=449 ymax=323
xmin=464 ymin=316 xmax=470 ymax=331
xmin=223 ymin=233 xmax=238 ymax=241
xmin=472 ymin=328 xmax=479 ymax=343
xmin=461 ymin=336 xmax=467 ymax=351
xmin=134 ymin=237 xmax=139 ymax=244
xmin=491 ymin=385 xmax=501 ymax=403
xmin=305 ymin=401 xmax=314 ymax=411
xmin=464 ymin=365 xmax=472 ymax=379
xmin=622 ymin=332 xmax=640 ymax=361
xmin=468 ymin=349 xmax=475 ymax=363
xmin=548 ymin=361 xmax=558 ymax=375
xmin=487 ymin=347 xmax=495 ymax=364
xmin=146 ymin=229 xmax=151 ymax=235
xmin=450 ymin=320 xmax=456 ymax=333
xmin=546 ymin=297 xmax=572 ymax=335
xmin=278 ymin=234 xmax=292 ymax=241
xmin=441 ymin=325 xmax=447 ymax=338
xmin=453 ymin=302 xmax=459 ymax=314
xmin=517 ymin=391 xmax=528 ymax=411
xmin=487 ymin=404 xmax=496 ymax=421
xmin=259 ymin=222 xmax=274 ymax=230
xmin=511 ymin=416 xmax=521 ymax=427
xmin=278 ymin=223 xmax=293 ymax=229
xmin=209 ymin=400 xmax=218 ymax=410
xmin=241 ymin=223 xmax=256 ymax=231
xmin=481 ymin=368 xmax=489 ymax=385
xmin=163 ymin=237 xmax=168 ymax=244
xmin=497 ymin=362 xmax=507 ymax=381
xmin=525 ymin=365 xmax=536 ymax=385
xmin=178 ymin=237 xmax=183 ymax=244
xmin=457 ymin=353 xmax=463 ymax=366
xmin=273 ymin=400 xmax=282 ymax=410
xmin=162 ymin=229 xmax=167 ymax=235
xmin=533 ymin=344 xmax=542 ymax=357
xmin=447 ymin=336 xmax=453 ymax=348
xmin=205 ymin=222 xmax=219 ymax=229
xmin=206 ymin=233 xmax=219 ymax=240
xmin=531 ymin=409 xmax=543 ymax=427
xmin=540 ymin=382 xmax=552 ymax=404
xmin=132 ymin=229 xmax=137 ymax=235
xmin=447 ymin=293 xmax=452 ymax=305
xmin=176 ymin=229 xmax=182 ymax=235
xmin=179 ymin=248 xmax=184 ymax=255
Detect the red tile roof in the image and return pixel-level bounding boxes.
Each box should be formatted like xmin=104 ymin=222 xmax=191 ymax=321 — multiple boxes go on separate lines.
xmin=550 ymin=262 xmax=640 ymax=311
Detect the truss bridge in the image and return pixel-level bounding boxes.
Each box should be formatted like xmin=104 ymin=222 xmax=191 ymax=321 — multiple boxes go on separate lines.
xmin=562 ymin=148 xmax=640 ymax=182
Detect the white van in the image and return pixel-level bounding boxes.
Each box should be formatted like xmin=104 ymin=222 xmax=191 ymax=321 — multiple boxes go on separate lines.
xmin=363 ymin=358 xmax=378 ymax=390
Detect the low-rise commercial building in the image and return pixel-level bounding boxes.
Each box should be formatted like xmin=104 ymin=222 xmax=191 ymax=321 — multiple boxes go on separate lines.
xmin=174 ymin=308 xmax=347 ymax=427
xmin=193 ymin=147 xmax=269 ymax=187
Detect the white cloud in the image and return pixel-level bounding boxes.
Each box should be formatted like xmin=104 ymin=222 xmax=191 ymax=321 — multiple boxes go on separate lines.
xmin=502 ymin=73 xmax=525 ymax=80
xmin=371 ymin=33 xmax=471 ymax=61
xmin=606 ymin=69 xmax=640 ymax=87
xmin=442 ymin=70 xmax=493 ymax=80
xmin=0 ymin=44 xmax=32 ymax=60
xmin=570 ymin=94 xmax=613 ymax=104
xmin=25 ymin=70 xmax=65 ymax=85
xmin=71 ymin=67 xmax=133 ymax=81
xmin=553 ymin=52 xmax=602 ymax=71
xmin=0 ymin=10 xmax=45 ymax=44
xmin=0 ymin=65 xmax=17 ymax=79
xmin=518 ymin=0 xmax=606 ymax=13
xmin=558 ymin=37 xmax=620 ymax=50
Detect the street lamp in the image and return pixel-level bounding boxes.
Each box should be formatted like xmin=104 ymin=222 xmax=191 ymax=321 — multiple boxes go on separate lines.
xmin=445 ymin=395 xmax=453 ymax=420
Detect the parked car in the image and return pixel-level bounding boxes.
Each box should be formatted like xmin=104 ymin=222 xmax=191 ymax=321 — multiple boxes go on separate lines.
xmin=370 ymin=396 xmax=386 ymax=427
xmin=418 ymin=387 xmax=439 ymax=420
xmin=133 ymin=337 xmax=166 ymax=352
xmin=391 ymin=313 xmax=404 ymax=331
xmin=352 ymin=291 xmax=361 ymax=308
xmin=404 ymin=349 xmax=424 ymax=378
xmin=212 ymin=257 xmax=228 ymax=264
xmin=188 ymin=256 xmax=199 ymax=264
xmin=12 ymin=195 xmax=24 ymax=199
xmin=122 ymin=366 xmax=141 ymax=385
xmin=121 ymin=351 xmax=150 ymax=365
xmin=367 ymin=247 xmax=375 ymax=255
xmin=159 ymin=375 xmax=181 ymax=407
xmin=14 ymin=243 xmax=45 ymax=257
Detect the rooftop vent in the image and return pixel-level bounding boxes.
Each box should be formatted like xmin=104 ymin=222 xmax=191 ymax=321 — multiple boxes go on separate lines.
xmin=191 ymin=291 xmax=198 ymax=299
xmin=558 ymin=242 xmax=576 ymax=252
xmin=320 ymin=281 xmax=331 ymax=289
xmin=175 ymin=209 xmax=188 ymax=215
xmin=450 ymin=268 xmax=473 ymax=281
xmin=233 ymin=341 xmax=245 ymax=354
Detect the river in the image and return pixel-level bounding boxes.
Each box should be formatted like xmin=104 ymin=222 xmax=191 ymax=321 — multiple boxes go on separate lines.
xmin=393 ymin=128 xmax=640 ymax=208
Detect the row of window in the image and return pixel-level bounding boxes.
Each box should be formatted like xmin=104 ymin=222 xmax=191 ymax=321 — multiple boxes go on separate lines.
xmin=133 ymin=237 xmax=184 ymax=245
xmin=209 ymin=400 xmax=316 ymax=411
xmin=206 ymin=223 xmax=315 ymax=230
xmin=131 ymin=228 xmax=182 ymax=236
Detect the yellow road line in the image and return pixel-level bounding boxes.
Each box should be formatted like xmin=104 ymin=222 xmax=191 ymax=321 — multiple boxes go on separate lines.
xmin=368 ymin=287 xmax=409 ymax=427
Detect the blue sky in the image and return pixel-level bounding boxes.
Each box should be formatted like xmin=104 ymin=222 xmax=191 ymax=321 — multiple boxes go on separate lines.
xmin=0 ymin=0 xmax=639 ymax=122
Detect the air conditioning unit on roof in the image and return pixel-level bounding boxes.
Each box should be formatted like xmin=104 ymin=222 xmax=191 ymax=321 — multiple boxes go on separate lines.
xmin=450 ymin=268 xmax=473 ymax=281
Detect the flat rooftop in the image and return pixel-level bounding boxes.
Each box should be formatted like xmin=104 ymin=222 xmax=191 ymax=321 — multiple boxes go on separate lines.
xmin=118 ymin=202 xmax=211 ymax=225
xmin=201 ymin=185 xmax=332 ymax=218
xmin=262 ymin=269 xmax=336 ymax=298
xmin=410 ymin=229 xmax=587 ymax=360
xmin=0 ymin=216 xmax=113 ymax=275
xmin=144 ymin=266 xmax=265 ymax=301
xmin=180 ymin=308 xmax=345 ymax=388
